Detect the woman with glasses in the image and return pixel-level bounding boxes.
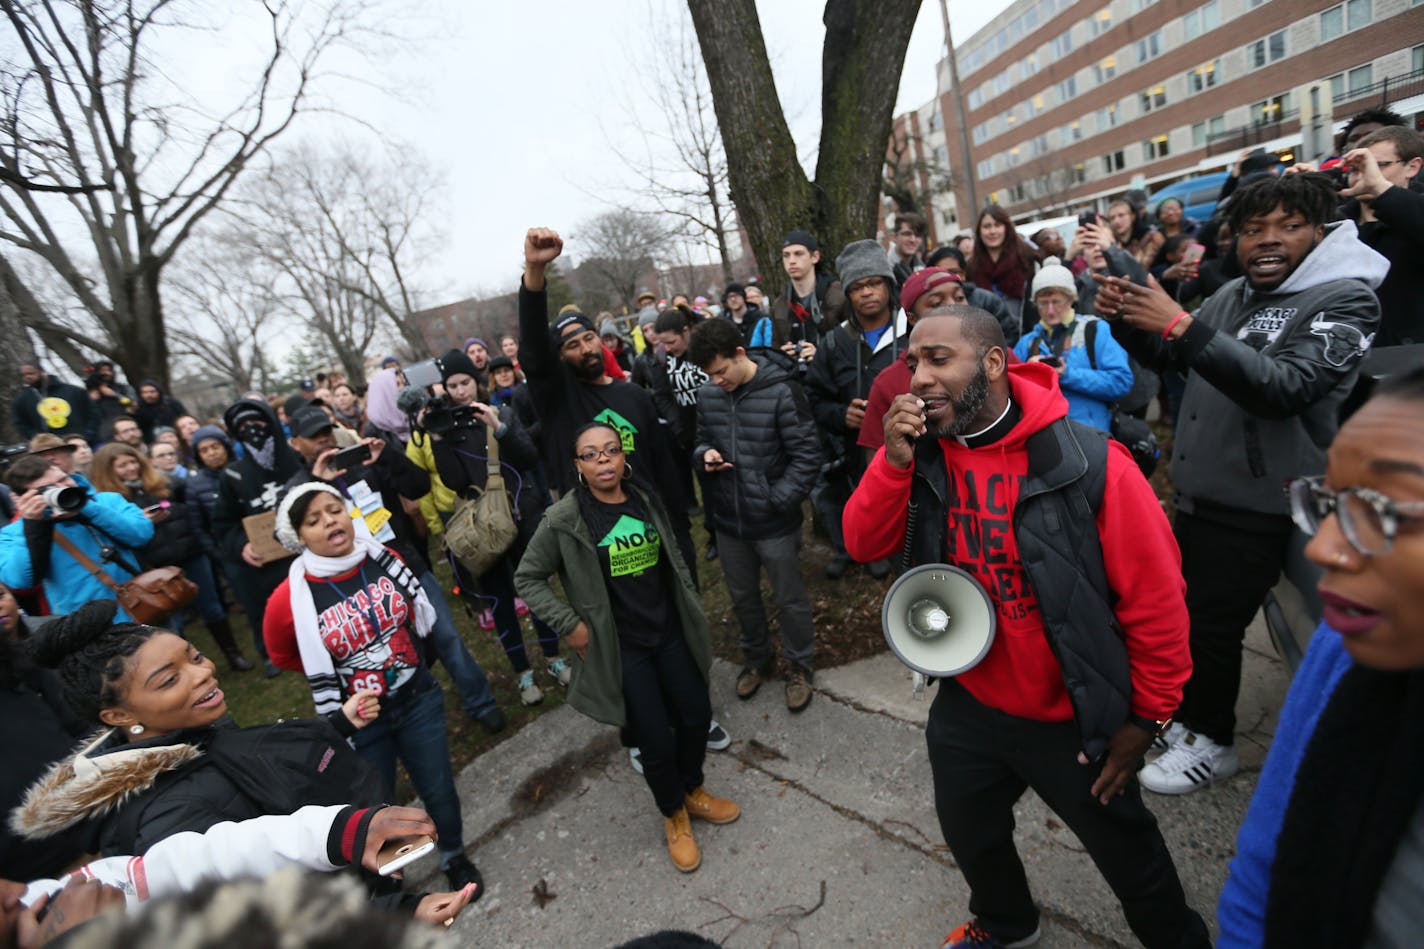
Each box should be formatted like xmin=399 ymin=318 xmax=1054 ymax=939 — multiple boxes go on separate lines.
xmin=1218 ymin=367 xmax=1424 ymax=946
xmin=514 ymin=421 xmax=738 ymax=873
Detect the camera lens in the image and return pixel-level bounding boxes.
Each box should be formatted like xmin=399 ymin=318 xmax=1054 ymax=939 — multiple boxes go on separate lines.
xmin=41 ymin=484 xmax=85 ymax=513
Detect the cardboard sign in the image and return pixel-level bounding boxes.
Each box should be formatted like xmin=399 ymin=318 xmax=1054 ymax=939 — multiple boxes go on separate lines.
xmin=242 ymin=511 xmax=294 ymax=565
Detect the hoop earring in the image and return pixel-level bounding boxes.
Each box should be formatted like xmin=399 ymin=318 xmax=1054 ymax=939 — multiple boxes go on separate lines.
xmin=576 ymin=470 xmax=586 ymax=487
xmin=623 ymin=460 xmax=633 ymax=479
xmin=129 ymin=724 xmax=144 ymax=735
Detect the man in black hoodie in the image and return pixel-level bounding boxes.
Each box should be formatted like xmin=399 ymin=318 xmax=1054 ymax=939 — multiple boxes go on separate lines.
xmin=132 ymin=380 xmax=189 ymax=443
xmin=11 ymin=364 xmax=91 ymax=440
xmin=518 ymin=227 xmax=696 ymax=578
xmin=211 ymin=398 xmax=306 ymax=676
xmin=689 ymin=320 xmax=822 ymax=711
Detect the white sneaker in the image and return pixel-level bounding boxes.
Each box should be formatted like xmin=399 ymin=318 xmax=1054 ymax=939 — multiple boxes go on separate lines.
xmin=706 ymin=720 xmax=731 ymax=751
xmin=1139 ymin=731 xmax=1238 ymax=794
xmin=629 ymin=747 xmax=643 ymax=774
xmin=517 ymin=670 xmax=543 ymax=706
xmin=1149 ymin=721 xmax=1188 ymax=757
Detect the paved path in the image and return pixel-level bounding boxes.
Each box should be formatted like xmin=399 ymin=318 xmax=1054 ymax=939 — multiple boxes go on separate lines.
xmin=418 ymin=617 xmax=1293 ymax=947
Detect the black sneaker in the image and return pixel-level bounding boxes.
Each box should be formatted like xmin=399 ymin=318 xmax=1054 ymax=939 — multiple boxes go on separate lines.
xmin=262 ymin=661 xmax=281 ymax=679
xmin=443 ymin=854 xmax=484 ymax=899
xmin=868 ymin=559 xmax=891 ymax=579
xmin=474 ymin=706 xmax=506 ymax=734
xmin=824 ymin=553 xmax=852 ymax=580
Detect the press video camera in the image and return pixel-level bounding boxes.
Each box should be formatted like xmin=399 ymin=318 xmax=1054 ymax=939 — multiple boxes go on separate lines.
xmin=420 ymin=395 xmax=479 ymax=436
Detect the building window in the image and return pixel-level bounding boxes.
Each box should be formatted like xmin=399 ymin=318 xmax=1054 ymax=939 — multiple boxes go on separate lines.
xmin=1414 ymin=45 xmax=1424 ymax=73
xmin=1094 ymin=56 xmax=1118 ymax=84
xmin=1328 ymin=72 xmax=1345 ymax=101
xmin=1184 ymin=0 xmax=1219 ymax=40
xmin=1187 ymin=59 xmax=1220 ymax=93
xmin=1191 ymin=115 xmax=1227 ymax=148
xmin=1057 ymin=77 xmax=1077 ymax=100
xmin=935 ymin=144 xmax=950 ymax=166
xmin=1098 ymin=103 xmax=1119 ymax=130
xmin=1052 ymin=28 xmax=1074 ymax=57
xmin=927 ymin=110 xmax=941 ymax=134
xmin=1065 ymin=120 xmax=1083 ymax=142
xmin=1089 ymin=7 xmax=1113 ymax=36
xmin=1132 ymin=0 xmax=1157 ymax=10
xmin=1009 ymin=146 xmax=1022 ymax=167
xmin=1253 ymin=93 xmax=1291 ymax=125
xmin=1348 ymin=64 xmax=1374 ymax=94
xmin=972 ymin=123 xmax=989 ymax=144
xmin=1323 ymin=0 xmax=1372 ymax=38
xmin=1103 ymin=150 xmax=1125 ymax=174
xmin=1135 ymin=31 xmax=1161 ymax=64
xmin=1072 ymin=162 xmax=1086 ymax=185
xmin=1139 ymin=85 xmax=1167 ymax=113
xmin=1023 ymin=53 xmax=1039 ymax=77
xmin=1210 ymin=115 xmax=1226 ymax=139
xmin=1191 ymin=122 xmax=1206 ymax=148
xmin=1143 ymin=135 xmax=1171 ymax=161
xmin=968 ymin=88 xmax=984 ymax=109
xmin=1247 ymin=31 xmax=1287 ymax=69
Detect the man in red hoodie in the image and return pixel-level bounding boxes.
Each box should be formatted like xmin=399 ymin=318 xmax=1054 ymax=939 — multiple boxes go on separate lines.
xmin=844 ymin=305 xmax=1207 ymax=949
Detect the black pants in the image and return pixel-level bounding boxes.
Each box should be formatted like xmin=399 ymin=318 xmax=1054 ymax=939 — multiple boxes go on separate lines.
xmin=621 ymin=633 xmax=711 ymax=817
xmin=1173 ymin=506 xmax=1294 ymax=745
xmin=925 ymin=681 xmax=1208 ymax=949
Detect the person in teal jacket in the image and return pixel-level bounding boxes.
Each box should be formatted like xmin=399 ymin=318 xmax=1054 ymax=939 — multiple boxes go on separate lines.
xmin=1013 ymin=257 xmax=1133 ymax=433
xmin=0 ymin=455 xmax=153 ymax=618
xmin=514 ymin=421 xmax=739 ymax=874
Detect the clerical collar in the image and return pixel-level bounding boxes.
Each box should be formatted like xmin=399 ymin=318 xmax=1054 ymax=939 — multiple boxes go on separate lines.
xmin=956 ymin=398 xmax=1019 ymax=448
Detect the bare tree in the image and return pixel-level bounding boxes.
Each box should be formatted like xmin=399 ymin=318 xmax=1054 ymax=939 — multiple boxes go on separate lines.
xmin=883 ymin=129 xmax=953 ymax=223
xmin=686 ymin=0 xmax=920 ymax=294
xmin=0 ymin=0 xmax=377 ymax=389
xmin=573 ymin=209 xmax=672 ymax=311
xmin=604 ymin=6 xmax=737 ymax=285
xmin=167 ymin=243 xmax=282 ymax=395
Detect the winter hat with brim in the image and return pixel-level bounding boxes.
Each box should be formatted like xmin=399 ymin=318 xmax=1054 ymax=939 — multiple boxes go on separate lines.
xmin=1030 ymin=256 xmax=1077 ymax=301
xmin=900 ymin=267 xmax=964 ymax=313
xmin=275 ymin=481 xmax=347 ymax=553
xmin=836 ymin=239 xmax=895 ymax=289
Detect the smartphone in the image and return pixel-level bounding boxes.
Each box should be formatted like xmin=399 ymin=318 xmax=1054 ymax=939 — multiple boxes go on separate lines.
xmin=329 ymin=443 xmax=371 ymax=471
xmin=403 ymin=358 xmax=442 ymax=392
xmin=376 ymin=834 xmax=436 ymax=876
xmin=1079 ymin=211 xmax=1098 ymax=228
xmin=1181 ymin=242 xmax=1206 ymax=266
xmin=1040 ymin=355 xmax=1062 ymax=367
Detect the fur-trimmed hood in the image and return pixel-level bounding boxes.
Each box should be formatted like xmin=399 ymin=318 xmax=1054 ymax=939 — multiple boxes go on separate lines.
xmin=10 ymin=729 xmax=203 ymax=840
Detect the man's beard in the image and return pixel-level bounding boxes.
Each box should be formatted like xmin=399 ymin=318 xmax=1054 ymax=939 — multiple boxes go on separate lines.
xmin=571 ymin=352 xmax=604 ymax=381
xmin=930 ymin=361 xmax=991 ymax=438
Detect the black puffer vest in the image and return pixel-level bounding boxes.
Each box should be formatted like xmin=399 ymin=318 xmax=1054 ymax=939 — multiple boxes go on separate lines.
xmin=900 ymin=417 xmax=1129 ymax=760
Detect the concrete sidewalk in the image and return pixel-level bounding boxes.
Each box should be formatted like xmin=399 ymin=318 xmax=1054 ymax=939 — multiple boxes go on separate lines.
xmin=421 ymin=617 xmax=1293 ymax=948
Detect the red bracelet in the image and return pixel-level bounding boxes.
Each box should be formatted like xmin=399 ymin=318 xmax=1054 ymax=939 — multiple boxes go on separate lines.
xmin=1162 ymin=311 xmax=1190 ymax=340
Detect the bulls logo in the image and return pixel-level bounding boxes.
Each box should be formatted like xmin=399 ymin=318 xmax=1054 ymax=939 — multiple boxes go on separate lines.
xmin=1308 ymin=313 xmax=1374 ymax=368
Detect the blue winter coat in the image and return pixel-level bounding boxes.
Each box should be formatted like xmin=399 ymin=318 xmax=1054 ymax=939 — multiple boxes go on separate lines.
xmin=0 ymin=475 xmax=155 ymax=618
xmin=1012 ymin=316 xmax=1133 ymax=432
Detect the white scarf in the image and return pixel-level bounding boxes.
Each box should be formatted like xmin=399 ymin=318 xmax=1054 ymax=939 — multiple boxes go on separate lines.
xmin=286 ymin=536 xmax=436 ymax=714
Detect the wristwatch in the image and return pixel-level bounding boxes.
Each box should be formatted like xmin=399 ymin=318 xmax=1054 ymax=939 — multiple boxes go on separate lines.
xmin=1128 ymin=714 xmax=1172 ymax=738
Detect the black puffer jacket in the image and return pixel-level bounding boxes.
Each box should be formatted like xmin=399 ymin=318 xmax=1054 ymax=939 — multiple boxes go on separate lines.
xmin=804 ymin=310 xmax=909 ymax=480
xmin=693 ymin=355 xmax=822 ymax=541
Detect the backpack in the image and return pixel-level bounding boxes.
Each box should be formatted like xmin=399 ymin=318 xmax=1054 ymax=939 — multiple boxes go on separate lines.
xmin=1028 ymin=320 xmax=1159 ymax=478
xmin=443 ymin=424 xmax=518 ymax=578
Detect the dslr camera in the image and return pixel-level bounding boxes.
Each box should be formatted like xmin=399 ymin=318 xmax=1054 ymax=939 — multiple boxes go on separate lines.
xmin=420 ymin=395 xmax=478 ymax=436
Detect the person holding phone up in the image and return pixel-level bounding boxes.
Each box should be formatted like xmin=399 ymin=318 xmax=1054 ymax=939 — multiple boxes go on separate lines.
xmin=262 ymin=482 xmax=484 ymax=895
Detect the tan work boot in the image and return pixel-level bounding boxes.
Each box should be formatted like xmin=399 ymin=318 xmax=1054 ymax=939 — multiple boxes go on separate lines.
xmin=684 ymin=786 xmax=741 ymax=824
xmin=785 ymin=667 xmax=814 ymax=712
xmin=735 ymin=664 xmax=766 ymax=700
xmin=664 ymin=808 xmax=700 ymax=872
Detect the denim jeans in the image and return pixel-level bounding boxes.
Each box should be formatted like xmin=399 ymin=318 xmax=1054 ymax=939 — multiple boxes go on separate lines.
xmin=352 ymin=673 xmax=465 ymax=865
xmin=170 ymin=554 xmax=227 ymax=635
xmin=418 ymin=570 xmax=497 ymax=717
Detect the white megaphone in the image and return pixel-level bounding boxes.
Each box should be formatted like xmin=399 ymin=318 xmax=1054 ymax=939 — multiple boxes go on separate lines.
xmin=881 ymin=563 xmax=996 ymax=688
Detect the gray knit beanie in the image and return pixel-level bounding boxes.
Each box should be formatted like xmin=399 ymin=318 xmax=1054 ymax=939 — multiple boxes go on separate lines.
xmin=836 ymin=239 xmax=895 ymax=289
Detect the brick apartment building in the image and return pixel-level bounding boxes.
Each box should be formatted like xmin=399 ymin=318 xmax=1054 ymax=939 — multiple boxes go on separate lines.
xmin=893 ymin=0 xmax=1424 ymax=230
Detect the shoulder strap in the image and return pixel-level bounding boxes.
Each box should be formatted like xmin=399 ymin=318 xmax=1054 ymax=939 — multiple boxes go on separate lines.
xmin=484 ymin=423 xmax=501 ymax=482
xmin=51 ymin=531 xmax=122 ymax=592
xmin=1084 ymin=319 xmax=1099 ymax=371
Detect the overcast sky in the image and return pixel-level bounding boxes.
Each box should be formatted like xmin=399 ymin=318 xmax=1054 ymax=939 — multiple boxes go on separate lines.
xmin=316 ymin=0 xmax=1014 ymax=304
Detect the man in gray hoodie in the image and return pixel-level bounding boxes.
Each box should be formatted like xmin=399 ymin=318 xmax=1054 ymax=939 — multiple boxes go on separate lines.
xmin=1095 ymin=172 xmax=1386 ymax=795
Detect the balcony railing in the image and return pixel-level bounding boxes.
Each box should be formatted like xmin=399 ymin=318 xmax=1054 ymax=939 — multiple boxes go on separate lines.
xmin=1205 ymin=67 xmax=1424 ymax=157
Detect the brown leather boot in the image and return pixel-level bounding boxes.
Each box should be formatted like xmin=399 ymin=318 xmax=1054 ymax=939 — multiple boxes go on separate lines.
xmin=664 ymin=808 xmax=700 ymax=872
xmin=684 ymin=786 xmax=740 ymax=825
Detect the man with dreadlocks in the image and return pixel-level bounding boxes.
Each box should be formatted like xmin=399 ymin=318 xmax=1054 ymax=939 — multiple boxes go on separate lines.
xmin=1093 ymin=172 xmax=1387 ymax=796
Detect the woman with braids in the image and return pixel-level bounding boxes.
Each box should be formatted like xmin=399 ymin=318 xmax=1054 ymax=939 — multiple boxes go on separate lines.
xmin=967 ymin=205 xmax=1039 ymax=331
xmin=261 ymin=481 xmax=483 ymax=894
xmin=1217 ymin=368 xmax=1424 ymax=946
xmin=88 ymin=443 xmax=253 ymax=671
xmin=514 ymin=422 xmax=738 ymax=873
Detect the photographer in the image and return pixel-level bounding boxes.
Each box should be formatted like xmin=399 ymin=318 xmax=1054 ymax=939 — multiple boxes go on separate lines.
xmin=419 ymin=349 xmax=568 ymax=707
xmin=0 ymin=455 xmax=154 ymax=618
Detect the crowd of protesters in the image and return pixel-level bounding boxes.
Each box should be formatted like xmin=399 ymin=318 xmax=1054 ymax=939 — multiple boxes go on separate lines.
xmin=0 ymin=103 xmax=1420 ymax=947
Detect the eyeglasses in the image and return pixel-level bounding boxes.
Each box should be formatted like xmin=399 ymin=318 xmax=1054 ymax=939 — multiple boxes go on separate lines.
xmin=576 ymin=445 xmax=624 ymax=463
xmin=1288 ymin=476 xmax=1424 ymax=556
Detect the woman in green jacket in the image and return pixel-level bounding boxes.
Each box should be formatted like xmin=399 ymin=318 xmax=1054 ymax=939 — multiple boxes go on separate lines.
xmin=514 ymin=421 xmax=739 ymax=873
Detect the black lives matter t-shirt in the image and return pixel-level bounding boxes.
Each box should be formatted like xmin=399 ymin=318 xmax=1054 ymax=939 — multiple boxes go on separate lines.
xmin=584 ymin=495 xmax=679 ymax=651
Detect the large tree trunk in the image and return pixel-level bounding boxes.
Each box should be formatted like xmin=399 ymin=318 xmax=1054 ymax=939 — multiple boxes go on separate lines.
xmin=688 ymin=0 xmax=921 ymax=294
xmin=686 ymin=0 xmax=815 ymax=296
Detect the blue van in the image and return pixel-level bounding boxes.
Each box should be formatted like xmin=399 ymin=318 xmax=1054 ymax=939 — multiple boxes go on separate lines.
xmin=1146 ymin=171 xmax=1229 ymax=224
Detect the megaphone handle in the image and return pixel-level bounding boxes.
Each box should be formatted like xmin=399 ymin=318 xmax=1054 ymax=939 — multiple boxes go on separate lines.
xmin=912 ymin=671 xmax=926 ymax=697
xmin=899 ymin=500 xmax=920 ymax=573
